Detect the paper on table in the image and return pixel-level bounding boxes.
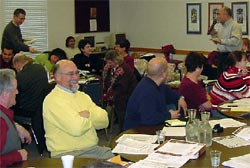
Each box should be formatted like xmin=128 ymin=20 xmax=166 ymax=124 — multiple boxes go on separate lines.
xmin=116 ymin=134 xmax=157 ymax=144
xmin=112 ymin=138 xmax=158 ymax=155
xmin=222 ymin=153 xmax=250 ymax=168
xmin=209 ymin=118 xmax=246 ymax=128
xmin=232 ymin=126 xmax=250 ymax=141
xmin=162 ymin=127 xmax=186 ymax=137
xmin=129 ymin=152 xmax=190 ymax=168
xmin=156 ymin=139 xmax=204 ymax=159
xmin=212 ymin=135 xmax=250 ymax=148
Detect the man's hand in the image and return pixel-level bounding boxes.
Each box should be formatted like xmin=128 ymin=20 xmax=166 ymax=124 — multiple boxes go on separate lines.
xmin=18 ymin=149 xmax=28 ymax=161
xmin=29 ymin=47 xmax=37 ymax=53
xmin=169 ymin=109 xmax=180 ymax=119
xmin=15 ymin=123 xmax=32 ymax=144
xmin=79 ymin=111 xmax=90 ymax=118
xmin=209 ymin=29 xmax=217 ymax=36
xmin=178 ymin=97 xmax=187 ymax=116
xmin=210 ymin=38 xmax=221 ymax=44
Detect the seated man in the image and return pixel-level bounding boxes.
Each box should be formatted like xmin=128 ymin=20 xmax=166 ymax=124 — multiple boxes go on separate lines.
xmin=43 ymin=60 xmax=113 ymax=159
xmin=124 ymin=57 xmax=187 ymax=130
xmin=12 ymin=54 xmax=51 ymax=154
xmin=33 ymin=48 xmax=67 ymax=72
xmin=0 ymin=46 xmax=15 ymax=69
xmin=0 ymin=69 xmax=32 ymax=167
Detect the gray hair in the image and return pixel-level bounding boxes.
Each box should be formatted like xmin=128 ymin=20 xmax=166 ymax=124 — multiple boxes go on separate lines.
xmin=0 ymin=69 xmax=16 ymax=95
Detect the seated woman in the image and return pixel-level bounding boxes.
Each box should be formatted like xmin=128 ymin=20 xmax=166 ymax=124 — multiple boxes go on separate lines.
xmin=34 ymin=48 xmax=67 ymax=72
xmin=103 ymin=50 xmax=137 ymax=132
xmin=210 ymin=51 xmax=250 ymax=118
xmin=64 ymin=36 xmax=80 ymax=59
xmin=179 ymin=52 xmax=212 ymax=116
xmin=73 ymin=39 xmax=101 ymax=75
xmin=115 ymin=38 xmax=142 ymax=81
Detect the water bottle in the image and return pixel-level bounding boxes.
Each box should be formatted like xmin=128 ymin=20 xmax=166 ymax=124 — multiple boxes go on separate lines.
xmin=185 ymin=109 xmax=199 ymax=142
xmin=199 ymin=111 xmax=212 ymax=147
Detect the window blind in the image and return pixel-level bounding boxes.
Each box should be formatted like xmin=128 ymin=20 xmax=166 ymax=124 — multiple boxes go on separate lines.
xmin=3 ymin=0 xmax=48 ymax=56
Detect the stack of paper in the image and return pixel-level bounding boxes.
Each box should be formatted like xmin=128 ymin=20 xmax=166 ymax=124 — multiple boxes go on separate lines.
xmin=128 ymin=139 xmax=205 ymax=168
xmin=112 ymin=134 xmax=159 ymax=155
xmin=222 ymin=153 xmax=250 ymax=168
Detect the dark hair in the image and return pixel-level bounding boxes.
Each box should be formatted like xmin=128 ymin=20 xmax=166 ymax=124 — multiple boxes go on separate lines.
xmin=223 ymin=51 xmax=245 ymax=71
xmin=14 ymin=8 xmax=26 ymax=17
xmin=48 ymin=48 xmax=67 ymax=61
xmin=65 ymin=36 xmax=75 ymax=47
xmin=1 ymin=45 xmax=14 ymax=51
xmin=185 ymin=52 xmax=206 ymax=72
xmin=78 ymin=39 xmax=91 ymax=51
xmin=115 ymin=39 xmax=130 ymax=53
xmin=223 ymin=6 xmax=232 ymax=17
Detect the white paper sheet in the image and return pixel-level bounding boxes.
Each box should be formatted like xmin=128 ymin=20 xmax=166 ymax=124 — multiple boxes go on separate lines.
xmin=209 ymin=118 xmax=246 ymax=128
xmin=115 ymin=134 xmax=157 ymax=144
xmin=112 ymin=138 xmax=158 ymax=155
xmin=222 ymin=153 xmax=250 ymax=168
xmin=162 ymin=127 xmax=186 ymax=136
xmin=232 ymin=126 xmax=250 ymax=141
xmin=212 ymin=135 xmax=250 ymax=148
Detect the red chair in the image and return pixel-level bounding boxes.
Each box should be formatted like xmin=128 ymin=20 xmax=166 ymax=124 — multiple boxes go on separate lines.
xmin=162 ymin=44 xmax=182 ymax=67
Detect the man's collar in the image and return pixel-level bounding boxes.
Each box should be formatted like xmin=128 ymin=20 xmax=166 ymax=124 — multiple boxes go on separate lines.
xmin=56 ymin=84 xmax=74 ymax=93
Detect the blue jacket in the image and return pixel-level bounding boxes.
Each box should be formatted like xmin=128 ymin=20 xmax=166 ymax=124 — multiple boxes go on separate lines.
xmin=124 ymin=77 xmax=181 ymax=130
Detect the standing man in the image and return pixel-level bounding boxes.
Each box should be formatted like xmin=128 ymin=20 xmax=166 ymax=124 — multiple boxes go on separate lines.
xmin=210 ymin=6 xmax=242 ymax=76
xmin=124 ymin=57 xmax=187 ymax=130
xmin=0 ymin=46 xmax=15 ymax=69
xmin=43 ymin=60 xmax=113 ymax=159
xmin=1 ymin=8 xmax=37 ymax=54
xmin=0 ymin=69 xmax=32 ymax=167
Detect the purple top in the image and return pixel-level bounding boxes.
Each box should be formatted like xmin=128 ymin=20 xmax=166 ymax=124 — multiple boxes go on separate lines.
xmin=179 ymin=76 xmax=207 ymax=111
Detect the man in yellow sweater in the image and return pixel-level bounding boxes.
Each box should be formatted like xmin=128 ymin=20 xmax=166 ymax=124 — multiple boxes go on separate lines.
xmin=43 ymin=60 xmax=113 ymax=159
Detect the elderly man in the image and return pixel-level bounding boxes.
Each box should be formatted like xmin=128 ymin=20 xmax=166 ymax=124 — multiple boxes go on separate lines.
xmin=124 ymin=57 xmax=187 ymax=130
xmin=210 ymin=6 xmax=242 ymax=76
xmin=0 ymin=69 xmax=32 ymax=167
xmin=1 ymin=8 xmax=36 ymax=54
xmin=43 ymin=60 xmax=113 ymax=159
xmin=0 ymin=47 xmax=15 ymax=69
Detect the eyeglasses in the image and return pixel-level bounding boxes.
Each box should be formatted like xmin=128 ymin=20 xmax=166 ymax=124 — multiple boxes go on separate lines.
xmin=59 ymin=70 xmax=80 ymax=76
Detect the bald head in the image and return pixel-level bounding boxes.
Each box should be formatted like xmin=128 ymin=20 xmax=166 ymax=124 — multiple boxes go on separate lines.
xmin=147 ymin=57 xmax=168 ymax=76
xmin=54 ymin=60 xmax=80 ymax=93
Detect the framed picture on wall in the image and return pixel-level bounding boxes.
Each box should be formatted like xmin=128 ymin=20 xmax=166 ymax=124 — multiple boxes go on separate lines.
xmin=208 ymin=3 xmax=224 ymax=27
xmin=186 ymin=3 xmax=201 ymax=34
xmin=232 ymin=2 xmax=248 ymax=35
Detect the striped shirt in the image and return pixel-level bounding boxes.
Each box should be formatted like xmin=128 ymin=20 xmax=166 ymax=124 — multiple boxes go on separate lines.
xmin=210 ymin=66 xmax=250 ymax=109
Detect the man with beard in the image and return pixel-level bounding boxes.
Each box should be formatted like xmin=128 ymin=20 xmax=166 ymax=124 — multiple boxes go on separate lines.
xmin=43 ymin=60 xmax=113 ymax=159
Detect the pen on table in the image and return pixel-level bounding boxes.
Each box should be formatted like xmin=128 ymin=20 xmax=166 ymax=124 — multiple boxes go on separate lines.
xmin=227 ymin=105 xmax=238 ymax=107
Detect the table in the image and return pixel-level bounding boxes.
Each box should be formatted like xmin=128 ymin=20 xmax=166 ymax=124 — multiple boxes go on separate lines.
xmin=218 ymin=100 xmax=250 ymax=119
xmin=11 ymin=157 xmax=97 ymax=167
xmin=110 ymin=122 xmax=250 ymax=167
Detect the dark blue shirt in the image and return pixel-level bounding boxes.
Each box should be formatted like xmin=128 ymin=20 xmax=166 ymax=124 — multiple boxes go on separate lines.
xmin=124 ymin=76 xmax=181 ymax=130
